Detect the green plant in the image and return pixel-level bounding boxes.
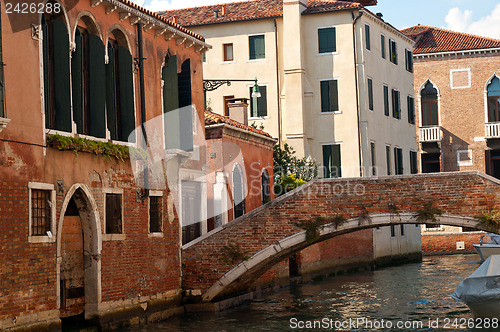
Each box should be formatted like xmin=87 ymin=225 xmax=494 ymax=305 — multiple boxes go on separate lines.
xmin=250 ymin=122 xmax=258 ymax=129
xmin=219 ymin=243 xmax=250 ymax=265
xmin=294 ymin=217 xmax=328 ymax=243
xmin=47 ymin=134 xmax=131 ymax=161
xmin=388 ymin=203 xmax=400 ymax=215
xmin=276 ymin=174 xmax=306 ymax=194
xmin=358 ymin=207 xmax=371 ymax=225
xmin=475 ymin=207 xmax=500 ymax=229
xmin=332 ymin=214 xmax=348 ymax=228
xmin=413 ymin=201 xmax=442 ymax=224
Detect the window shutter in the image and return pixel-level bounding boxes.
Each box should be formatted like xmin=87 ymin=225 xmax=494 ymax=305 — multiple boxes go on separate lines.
xmin=319 ymin=28 xmax=336 ymax=53
xmin=52 ymin=19 xmax=72 ymax=132
xmin=42 ymin=18 xmax=50 ymax=128
xmin=105 ymin=43 xmax=117 ymax=140
xmin=329 ymin=80 xmax=338 ymax=112
xmin=88 ymin=34 xmax=106 ymax=138
xmin=381 ymin=35 xmax=385 ymax=59
xmin=397 ymin=90 xmax=401 ymax=119
xmin=257 ymin=86 xmax=267 ymax=117
xmin=72 ymin=30 xmax=84 ymax=134
xmin=323 ymin=145 xmax=341 ymax=178
xmin=178 ymin=60 xmax=193 ymax=151
xmin=368 ymin=79 xmax=373 ymax=111
xmin=391 ymin=89 xmax=395 ymax=117
xmin=117 ymin=46 xmax=136 ymax=142
xmin=383 ymin=86 xmax=389 ymax=116
xmin=162 ymin=56 xmax=180 ymax=150
xmin=321 ymin=80 xmax=329 ymax=112
xmin=365 ymin=25 xmax=370 ymax=50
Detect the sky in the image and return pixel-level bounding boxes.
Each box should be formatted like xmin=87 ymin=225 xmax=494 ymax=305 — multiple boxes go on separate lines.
xmin=132 ymin=0 xmax=500 ymax=39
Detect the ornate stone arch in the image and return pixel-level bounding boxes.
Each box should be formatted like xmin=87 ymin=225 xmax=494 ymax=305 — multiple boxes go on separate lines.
xmin=418 ymin=78 xmax=441 ymax=127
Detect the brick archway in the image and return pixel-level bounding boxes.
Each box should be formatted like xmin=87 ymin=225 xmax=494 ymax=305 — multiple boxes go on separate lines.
xmin=182 ymin=172 xmax=500 ymax=302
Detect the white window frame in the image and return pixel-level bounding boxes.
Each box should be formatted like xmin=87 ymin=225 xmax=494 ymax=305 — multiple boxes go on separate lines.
xmin=102 ymin=187 xmax=125 ymax=241
xmin=450 ymin=68 xmax=471 ymax=89
xmin=316 ymin=25 xmax=339 ymax=56
xmin=28 ymin=182 xmax=56 ymax=244
xmin=319 ymin=78 xmax=341 ymax=114
xmin=148 ymin=190 xmax=164 ymax=238
xmin=457 ymin=149 xmax=473 ymax=167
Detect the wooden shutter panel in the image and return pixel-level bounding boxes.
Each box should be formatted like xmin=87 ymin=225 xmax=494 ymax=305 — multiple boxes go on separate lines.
xmin=250 ymin=35 xmax=265 ymax=59
xmin=257 ymin=86 xmax=267 ymax=117
xmin=52 ymin=19 xmax=71 ymax=132
xmin=88 ymin=34 xmax=106 ymax=138
xmin=397 ymin=91 xmax=401 ymax=119
xmin=332 ymin=144 xmax=341 ymax=177
xmin=162 ymin=55 xmax=180 ymax=149
xmin=105 ymin=43 xmax=117 ymax=140
xmin=249 ymin=36 xmax=256 ymax=59
xmin=117 ymin=46 xmax=135 ymax=143
xmin=178 ymin=60 xmax=193 ymax=151
xmin=368 ymin=79 xmax=373 ymax=110
xmin=42 ymin=18 xmax=50 ymax=128
xmin=72 ymin=30 xmax=84 ymax=134
xmin=384 ymin=86 xmax=389 ymax=116
xmin=329 ymin=80 xmax=338 ymax=112
xmin=319 ymin=28 xmax=335 ymax=53
xmin=321 ymin=81 xmax=329 ymax=112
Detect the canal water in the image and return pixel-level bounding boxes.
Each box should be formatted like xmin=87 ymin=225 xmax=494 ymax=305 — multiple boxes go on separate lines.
xmin=124 ymin=255 xmax=486 ymax=331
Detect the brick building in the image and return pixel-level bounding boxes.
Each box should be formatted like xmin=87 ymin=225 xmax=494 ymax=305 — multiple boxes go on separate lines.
xmin=401 ymin=25 xmax=500 ymax=251
xmin=0 ymin=0 xmax=210 ymax=330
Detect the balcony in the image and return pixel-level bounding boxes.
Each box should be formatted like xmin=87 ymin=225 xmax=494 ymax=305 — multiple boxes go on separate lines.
xmin=419 ymin=126 xmax=442 ymax=142
xmin=485 ymin=122 xmax=500 ymax=138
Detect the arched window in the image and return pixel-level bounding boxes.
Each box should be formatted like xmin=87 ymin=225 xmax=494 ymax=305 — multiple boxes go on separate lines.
xmin=72 ymin=17 xmax=105 ymax=138
xmin=420 ymin=81 xmax=438 ymax=126
xmin=233 ymin=164 xmax=245 ymax=219
xmin=41 ymin=4 xmax=71 ymax=132
xmin=487 ymin=76 xmax=500 ymax=123
xmin=106 ymin=30 xmax=135 ymax=142
xmin=261 ymin=169 xmax=271 ymax=204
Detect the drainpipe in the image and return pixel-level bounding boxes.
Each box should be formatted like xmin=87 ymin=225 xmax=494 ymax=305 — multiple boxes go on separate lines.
xmin=352 ymin=10 xmax=364 ymax=177
xmin=274 ymin=19 xmax=282 ymax=147
xmin=137 ymin=23 xmax=149 ymax=199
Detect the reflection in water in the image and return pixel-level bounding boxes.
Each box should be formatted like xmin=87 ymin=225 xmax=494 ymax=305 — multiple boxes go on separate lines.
xmin=124 ymin=255 xmax=482 ymax=331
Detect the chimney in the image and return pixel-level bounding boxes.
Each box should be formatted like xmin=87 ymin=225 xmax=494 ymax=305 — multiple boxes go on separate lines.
xmin=376 ymin=12 xmax=383 ymax=19
xmin=221 ymin=4 xmax=227 ymax=16
xmin=213 ymin=8 xmax=220 ymax=18
xmin=227 ymin=98 xmax=249 ymax=126
xmin=172 ymin=15 xmax=177 ymax=24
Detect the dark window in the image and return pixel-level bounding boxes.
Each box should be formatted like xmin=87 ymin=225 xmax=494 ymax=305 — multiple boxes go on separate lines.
xmin=410 ymin=151 xmax=418 ymax=174
xmin=390 ymin=224 xmax=396 ymax=237
xmin=233 ymin=165 xmax=246 ymax=218
xmin=321 ymin=80 xmax=339 ymax=112
xmin=421 ymin=153 xmax=441 ymax=173
xmin=323 ymin=144 xmax=341 ymax=178
xmin=42 ymin=13 xmax=71 ymax=132
xmin=365 ymin=24 xmax=370 ymax=50
xmin=149 ymin=196 xmax=162 ymax=233
xmin=407 ymin=96 xmax=415 ymax=124
xmin=31 ymin=189 xmax=52 ymax=236
xmin=178 ymin=60 xmax=193 ymax=151
xmin=0 ymin=10 xmax=5 ymax=118
xmin=401 ymin=224 xmax=405 ymax=236
xmin=394 ymin=147 xmax=403 ymax=175
xmin=202 ymin=53 xmax=206 ymax=63
xmin=383 ymin=85 xmax=389 ymax=116
xmin=392 ymin=88 xmax=401 ymax=119
xmin=223 ymin=95 xmax=234 ymax=116
xmin=367 ymin=78 xmax=373 ymax=111
xmin=386 ymin=145 xmax=391 ymax=175
xmin=381 ymin=35 xmax=386 ymax=59
xmin=318 ymin=27 xmax=336 ymax=53
xmin=487 ymin=76 xmax=500 ymax=122
xmin=223 ymin=43 xmax=233 ymax=61
xmin=106 ymin=34 xmax=135 ymax=142
xmin=181 ymin=180 xmax=202 ymax=244
xmin=261 ymin=169 xmax=271 ymax=204
xmin=405 ymin=49 xmax=413 ymax=72
xmin=250 ymin=85 xmax=267 ymax=117
xmin=249 ymin=35 xmax=265 ymax=60
xmin=421 ymin=81 xmax=439 ymax=126
xmin=370 ymin=142 xmax=376 ymax=176
xmin=389 ymin=39 xmax=398 ymax=64
xmin=105 ymin=194 xmax=122 ymax=234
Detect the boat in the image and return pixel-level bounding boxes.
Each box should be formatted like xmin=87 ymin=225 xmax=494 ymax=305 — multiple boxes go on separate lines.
xmin=473 ymin=233 xmax=500 ymax=262
xmin=452 ymin=255 xmax=500 ymax=318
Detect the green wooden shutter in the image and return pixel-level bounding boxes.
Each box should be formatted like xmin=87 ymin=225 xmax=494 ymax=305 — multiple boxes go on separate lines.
xmin=72 ymin=30 xmax=83 ymax=134
xmin=42 ymin=18 xmax=50 ymax=128
xmin=383 ymin=86 xmax=389 ymax=116
xmin=318 ymin=28 xmax=336 ymax=53
xmin=52 ymin=19 xmax=71 ymax=132
xmin=368 ymin=78 xmax=373 ymax=111
xmin=365 ymin=25 xmax=370 ymax=50
xmin=329 ymin=80 xmax=338 ymax=112
xmin=250 ymin=85 xmax=268 ymax=117
xmin=397 ymin=90 xmax=401 ymax=119
xmin=249 ymin=35 xmax=265 ymax=60
xmin=320 ymin=81 xmax=328 ymax=112
xmin=392 ymin=89 xmax=396 ymax=118
xmin=178 ymin=60 xmax=193 ymax=151
xmin=88 ymin=34 xmax=106 ymax=138
xmin=381 ymin=35 xmax=386 ymax=59
xmin=117 ymin=46 xmax=135 ymax=143
xmin=163 ymin=56 xmax=180 ymax=149
xmin=105 ymin=43 xmax=117 ymax=140
xmin=323 ymin=145 xmax=341 ymax=178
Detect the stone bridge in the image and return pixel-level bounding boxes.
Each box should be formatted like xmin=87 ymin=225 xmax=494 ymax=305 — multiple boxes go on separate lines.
xmin=182 ymin=172 xmax=500 ymax=302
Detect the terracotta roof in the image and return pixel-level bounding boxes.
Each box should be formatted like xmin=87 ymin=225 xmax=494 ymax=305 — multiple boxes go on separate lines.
xmin=204 ymin=110 xmax=273 ymax=138
xmin=158 ymin=0 xmax=375 ymax=27
xmin=116 ymin=0 xmax=205 ymax=41
xmin=401 ymin=25 xmax=500 ymax=54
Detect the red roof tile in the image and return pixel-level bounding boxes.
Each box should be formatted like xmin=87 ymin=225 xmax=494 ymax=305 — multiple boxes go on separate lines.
xmin=204 ymin=110 xmax=274 ymax=138
xmin=158 ymin=0 xmax=374 ymax=27
xmin=401 ymin=25 xmax=500 ymax=54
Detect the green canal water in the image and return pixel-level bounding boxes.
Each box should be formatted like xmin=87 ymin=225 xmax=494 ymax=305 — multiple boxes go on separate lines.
xmin=124 ymin=254 xmax=488 ymax=331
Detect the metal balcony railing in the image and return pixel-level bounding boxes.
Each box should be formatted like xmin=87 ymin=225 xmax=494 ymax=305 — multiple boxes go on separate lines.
xmin=419 ymin=126 xmax=442 ymax=142
xmin=485 ymin=122 xmax=500 ymax=138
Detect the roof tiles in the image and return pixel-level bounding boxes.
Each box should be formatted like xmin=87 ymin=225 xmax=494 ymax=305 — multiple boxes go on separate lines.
xmin=204 ymin=110 xmax=273 ymax=138
xmin=401 ymin=25 xmax=500 ymax=54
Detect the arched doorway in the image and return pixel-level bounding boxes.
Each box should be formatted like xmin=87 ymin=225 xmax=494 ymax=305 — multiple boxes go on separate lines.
xmin=57 ymin=184 xmax=101 ymax=323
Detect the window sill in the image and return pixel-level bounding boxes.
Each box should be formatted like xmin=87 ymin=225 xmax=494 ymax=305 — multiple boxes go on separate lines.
xmin=28 ymin=235 xmax=56 ymax=244
xmin=148 ymin=232 xmax=164 ymax=238
xmin=247 ymin=58 xmax=267 ymax=63
xmin=220 ymin=60 xmax=235 ymax=64
xmin=316 ymin=52 xmax=338 ymax=56
xmin=249 ymin=116 xmax=270 ymax=120
xmin=0 ymin=117 xmax=11 ymax=133
xmin=319 ymin=111 xmax=342 ymax=115
xmin=103 ymin=234 xmax=126 ymax=241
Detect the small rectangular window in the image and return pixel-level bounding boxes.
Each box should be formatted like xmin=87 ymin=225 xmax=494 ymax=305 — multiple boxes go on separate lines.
xmin=31 ymin=189 xmax=52 ymax=236
xmin=249 ymin=86 xmax=267 ymax=117
xmin=394 ymin=147 xmax=403 ymax=175
xmin=202 ymin=53 xmax=206 ymax=63
xmin=367 ymin=78 xmax=373 ymax=111
xmin=386 ymin=145 xmax=391 ymax=175
xmin=370 ymin=142 xmax=376 ymax=176
xmin=410 ymin=151 xmax=418 ymax=174
xmin=223 ymin=43 xmax=233 ymax=61
xmin=405 ymin=49 xmax=413 ymax=72
xmin=392 ymin=89 xmax=401 ymax=119
xmin=149 ymin=196 xmax=162 ymax=233
xmin=389 ymin=39 xmax=398 ymax=64
xmin=365 ymin=24 xmax=371 ymax=50
xmin=381 ymin=35 xmax=386 ymax=59
xmin=223 ymin=95 xmax=234 ymax=117
xmin=383 ymin=85 xmax=389 ymax=116
xmin=318 ymin=27 xmax=336 ymax=53
xmin=321 ymin=80 xmax=339 ymax=112
xmin=323 ymin=144 xmax=341 ymax=178
xmin=249 ymin=35 xmax=265 ymax=60
xmin=407 ymin=96 xmax=415 ymax=124
xmin=105 ymin=193 xmax=122 ymax=234
xmin=401 ymin=224 xmax=405 ymax=236
xmin=390 ymin=224 xmax=396 ymax=237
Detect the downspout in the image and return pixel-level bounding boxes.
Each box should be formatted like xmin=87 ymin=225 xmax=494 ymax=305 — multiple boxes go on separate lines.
xmin=274 ymin=19 xmax=282 ymax=147
xmin=137 ymin=23 xmax=149 ymax=199
xmin=352 ymin=10 xmax=363 ymax=177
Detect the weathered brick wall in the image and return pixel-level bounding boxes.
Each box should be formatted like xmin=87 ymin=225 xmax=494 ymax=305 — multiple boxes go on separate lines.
xmin=182 ymin=172 xmax=500 ymax=299
xmin=414 ymin=52 xmax=500 ymax=173
xmin=422 ymin=232 xmax=483 ymax=255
